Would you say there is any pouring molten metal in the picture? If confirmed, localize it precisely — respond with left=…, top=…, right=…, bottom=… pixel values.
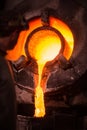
left=28, top=29, right=62, bottom=117
left=5, top=16, right=74, bottom=117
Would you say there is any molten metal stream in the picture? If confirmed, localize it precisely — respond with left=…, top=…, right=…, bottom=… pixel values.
left=34, top=63, right=45, bottom=117
left=28, top=30, right=61, bottom=117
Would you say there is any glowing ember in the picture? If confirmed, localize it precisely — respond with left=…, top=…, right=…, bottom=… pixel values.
left=28, top=29, right=61, bottom=117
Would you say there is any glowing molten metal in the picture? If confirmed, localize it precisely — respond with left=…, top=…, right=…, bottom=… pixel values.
left=5, top=16, right=74, bottom=118
left=28, top=30, right=61, bottom=117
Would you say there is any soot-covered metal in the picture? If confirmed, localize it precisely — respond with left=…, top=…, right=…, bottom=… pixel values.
left=0, top=0, right=87, bottom=130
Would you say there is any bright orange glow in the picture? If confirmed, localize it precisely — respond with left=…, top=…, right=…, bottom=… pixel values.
left=5, top=18, right=42, bottom=61
left=28, top=29, right=61, bottom=117
left=50, top=17, right=74, bottom=60
left=28, top=30, right=61, bottom=64
left=5, top=16, right=74, bottom=61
